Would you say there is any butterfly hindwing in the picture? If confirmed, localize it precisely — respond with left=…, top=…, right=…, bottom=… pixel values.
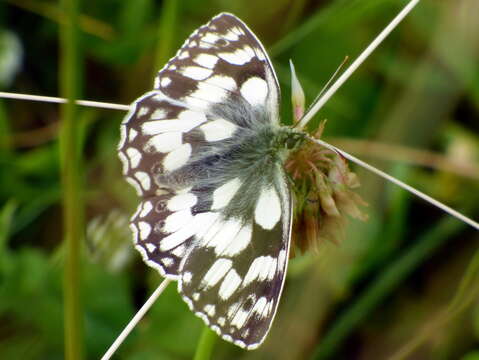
left=119, top=12, right=293, bottom=349
left=179, top=169, right=292, bottom=349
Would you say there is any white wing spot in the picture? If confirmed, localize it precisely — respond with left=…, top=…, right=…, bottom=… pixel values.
left=171, top=244, right=186, bottom=257
left=195, top=212, right=221, bottom=239
left=138, top=107, right=149, bottom=117
left=218, top=224, right=252, bottom=256
left=232, top=26, right=245, bottom=35
left=201, top=32, right=221, bottom=43
left=160, top=212, right=217, bottom=251
left=223, top=30, right=239, bottom=41
left=126, top=147, right=141, bottom=169
left=128, top=129, right=138, bottom=142
left=163, top=143, right=192, bottom=172
left=160, top=229, right=189, bottom=251
left=142, top=111, right=206, bottom=134
left=194, top=53, right=219, bottom=69
left=198, top=41, right=212, bottom=49
left=145, top=243, right=156, bottom=252
left=160, top=77, right=172, bottom=87
left=192, top=292, right=200, bottom=301
left=147, top=132, right=182, bottom=153
left=204, top=304, right=216, bottom=317
left=183, top=271, right=192, bottom=284
left=178, top=51, right=189, bottom=60
left=167, top=193, right=197, bottom=211
left=203, top=218, right=241, bottom=250
left=181, top=66, right=212, bottom=80
left=240, top=77, right=268, bottom=106
left=204, top=75, right=237, bottom=91
left=217, top=317, right=226, bottom=326
left=231, top=308, right=249, bottom=329
left=278, top=249, right=287, bottom=271
left=227, top=302, right=241, bottom=318
left=151, top=109, right=166, bottom=119
left=162, top=257, right=174, bottom=267
left=212, top=178, right=242, bottom=210
left=219, top=269, right=242, bottom=300
left=134, top=171, right=151, bottom=191
left=218, top=48, right=254, bottom=65
left=242, top=46, right=255, bottom=58
left=254, top=187, right=281, bottom=230
left=200, top=118, right=237, bottom=141
left=252, top=296, right=269, bottom=317
left=201, top=258, right=232, bottom=289
left=253, top=47, right=266, bottom=61
left=163, top=209, right=193, bottom=233
left=190, top=83, right=226, bottom=104
left=138, top=221, right=151, bottom=240
left=139, top=201, right=153, bottom=217
left=243, top=256, right=276, bottom=286
left=267, top=257, right=278, bottom=281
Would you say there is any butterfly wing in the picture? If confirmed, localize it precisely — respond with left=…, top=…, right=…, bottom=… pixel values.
left=118, top=13, right=292, bottom=349
left=179, top=169, right=292, bottom=349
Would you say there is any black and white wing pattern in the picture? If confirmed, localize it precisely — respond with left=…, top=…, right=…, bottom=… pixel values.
left=118, top=13, right=293, bottom=350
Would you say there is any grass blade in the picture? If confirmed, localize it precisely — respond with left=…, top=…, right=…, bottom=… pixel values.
left=59, top=0, right=84, bottom=358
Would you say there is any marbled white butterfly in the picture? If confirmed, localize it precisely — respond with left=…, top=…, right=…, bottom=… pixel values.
left=118, top=13, right=306, bottom=349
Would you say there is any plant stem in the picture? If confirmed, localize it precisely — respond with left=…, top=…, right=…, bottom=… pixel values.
left=60, top=0, right=83, bottom=358
left=0, top=92, right=129, bottom=111
left=298, top=0, right=421, bottom=129
left=309, top=136, right=479, bottom=231
left=193, top=326, right=217, bottom=360
left=101, top=279, right=171, bottom=360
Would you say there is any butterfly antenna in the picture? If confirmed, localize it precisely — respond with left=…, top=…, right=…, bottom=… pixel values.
left=306, top=135, right=479, bottom=231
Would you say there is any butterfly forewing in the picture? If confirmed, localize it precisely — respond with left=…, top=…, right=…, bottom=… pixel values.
left=154, top=13, right=280, bottom=124
left=118, top=12, right=292, bottom=350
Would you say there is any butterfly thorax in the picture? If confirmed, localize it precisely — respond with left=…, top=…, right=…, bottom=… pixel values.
left=154, top=124, right=304, bottom=193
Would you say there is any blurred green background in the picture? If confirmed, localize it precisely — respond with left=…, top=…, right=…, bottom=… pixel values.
left=0, top=0, right=478, bottom=359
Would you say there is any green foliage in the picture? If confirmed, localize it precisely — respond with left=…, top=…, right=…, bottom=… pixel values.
left=1, top=0, right=478, bottom=359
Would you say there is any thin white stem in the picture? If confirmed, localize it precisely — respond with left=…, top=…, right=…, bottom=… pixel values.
left=309, top=136, right=479, bottom=231
left=0, top=91, right=130, bottom=111
left=298, top=0, right=421, bottom=129
left=101, top=278, right=171, bottom=360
